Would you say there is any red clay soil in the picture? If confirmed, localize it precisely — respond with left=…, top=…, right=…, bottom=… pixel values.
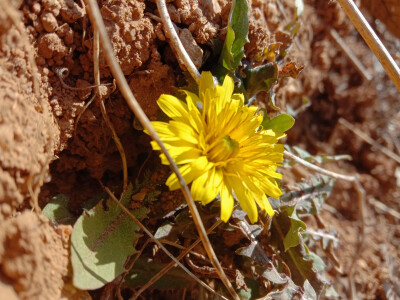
left=0, top=0, right=400, bottom=299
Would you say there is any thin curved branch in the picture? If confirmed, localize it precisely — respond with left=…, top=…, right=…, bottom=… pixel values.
left=93, top=28, right=128, bottom=190
left=336, top=0, right=400, bottom=92
left=105, top=188, right=228, bottom=300
left=284, top=150, right=356, bottom=182
left=156, top=0, right=201, bottom=84
left=130, top=220, right=224, bottom=300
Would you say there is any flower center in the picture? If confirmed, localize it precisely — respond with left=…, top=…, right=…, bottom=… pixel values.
left=207, top=135, right=240, bottom=162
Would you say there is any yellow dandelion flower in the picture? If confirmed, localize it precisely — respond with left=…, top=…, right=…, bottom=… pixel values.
left=149, top=71, right=285, bottom=223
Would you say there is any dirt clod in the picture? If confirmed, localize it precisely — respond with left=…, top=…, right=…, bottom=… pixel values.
left=0, top=211, right=69, bottom=299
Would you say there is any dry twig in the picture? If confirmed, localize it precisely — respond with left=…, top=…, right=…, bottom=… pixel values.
left=339, top=118, right=400, bottom=164
left=284, top=149, right=367, bottom=293
left=93, top=29, right=128, bottom=191
left=336, top=0, right=400, bottom=91
left=130, top=220, right=224, bottom=300
left=156, top=0, right=201, bottom=84
left=105, top=187, right=228, bottom=300
left=368, top=197, right=400, bottom=220
left=329, top=28, right=372, bottom=81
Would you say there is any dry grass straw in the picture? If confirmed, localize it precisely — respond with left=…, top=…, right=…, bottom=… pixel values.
left=104, top=187, right=228, bottom=300
left=93, top=29, right=129, bottom=190
left=336, top=0, right=400, bottom=92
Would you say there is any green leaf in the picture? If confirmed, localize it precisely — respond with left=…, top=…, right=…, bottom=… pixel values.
left=219, top=0, right=249, bottom=72
left=243, top=62, right=278, bottom=99
left=262, top=277, right=310, bottom=299
left=262, top=113, right=295, bottom=133
left=124, top=257, right=195, bottom=289
left=304, top=252, right=326, bottom=273
left=323, top=285, right=340, bottom=299
left=283, top=206, right=306, bottom=251
left=42, top=194, right=75, bottom=225
left=237, top=278, right=260, bottom=300
left=254, top=264, right=288, bottom=285
left=275, top=175, right=335, bottom=217
left=271, top=212, right=326, bottom=296
left=287, top=145, right=352, bottom=164
left=71, top=184, right=148, bottom=290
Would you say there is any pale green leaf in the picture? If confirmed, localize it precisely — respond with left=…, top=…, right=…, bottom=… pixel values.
left=283, top=206, right=306, bottom=251
left=271, top=211, right=326, bottom=295
left=42, top=194, right=75, bottom=225
left=71, top=184, right=148, bottom=290
left=262, top=113, right=295, bottom=133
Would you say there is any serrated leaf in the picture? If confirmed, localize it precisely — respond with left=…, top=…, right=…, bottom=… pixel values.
left=283, top=206, right=306, bottom=251
left=243, top=62, right=278, bottom=99
left=262, top=113, right=295, bottom=133
left=123, top=257, right=195, bottom=289
left=235, top=219, right=270, bottom=264
left=289, top=145, right=352, bottom=164
left=236, top=240, right=271, bottom=265
left=262, top=277, right=303, bottom=299
left=303, top=280, right=318, bottom=300
left=81, top=192, right=108, bottom=211
left=276, top=174, right=335, bottom=217
left=271, top=212, right=326, bottom=296
left=238, top=278, right=260, bottom=300
left=304, top=252, right=326, bottom=273
left=303, top=227, right=339, bottom=250
left=71, top=184, right=148, bottom=290
left=323, top=285, right=340, bottom=299
left=42, top=194, right=76, bottom=225
left=219, top=0, right=249, bottom=72
left=254, top=264, right=288, bottom=285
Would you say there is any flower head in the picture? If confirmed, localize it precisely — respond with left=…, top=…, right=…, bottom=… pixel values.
left=149, top=72, right=285, bottom=223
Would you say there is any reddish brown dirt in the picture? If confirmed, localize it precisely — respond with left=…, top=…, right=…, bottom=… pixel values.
left=361, top=0, right=400, bottom=39
left=0, top=1, right=59, bottom=218
left=0, top=211, right=70, bottom=300
left=0, top=0, right=399, bottom=299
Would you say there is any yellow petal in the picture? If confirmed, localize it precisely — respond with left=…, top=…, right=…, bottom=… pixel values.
left=168, top=147, right=202, bottom=165
left=157, top=94, right=189, bottom=122
left=165, top=156, right=211, bottom=190
left=231, top=93, right=245, bottom=106
left=199, top=71, right=215, bottom=101
left=168, top=121, right=198, bottom=144
left=227, top=176, right=258, bottom=223
left=151, top=121, right=180, bottom=143
left=261, top=194, right=274, bottom=216
left=257, top=178, right=282, bottom=199
left=181, top=90, right=200, bottom=111
left=220, top=182, right=234, bottom=222
left=181, top=91, right=205, bottom=134
left=191, top=167, right=222, bottom=205
left=214, top=76, right=234, bottom=115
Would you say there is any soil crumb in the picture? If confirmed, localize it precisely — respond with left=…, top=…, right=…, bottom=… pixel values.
left=0, top=211, right=69, bottom=300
